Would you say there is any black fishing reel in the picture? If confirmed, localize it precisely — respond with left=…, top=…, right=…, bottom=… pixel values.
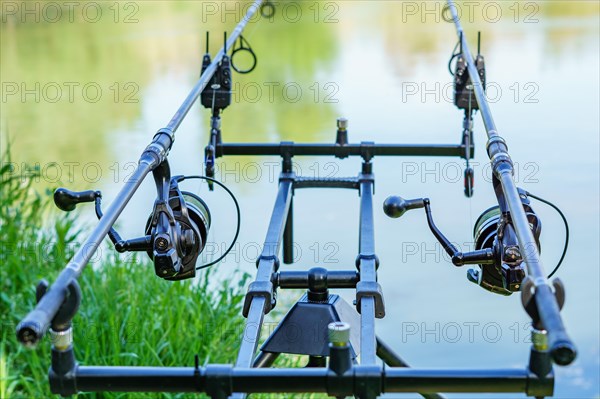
left=53, top=179, right=210, bottom=281
left=52, top=159, right=245, bottom=281
left=383, top=187, right=541, bottom=296
left=469, top=200, right=541, bottom=295
left=142, top=177, right=211, bottom=280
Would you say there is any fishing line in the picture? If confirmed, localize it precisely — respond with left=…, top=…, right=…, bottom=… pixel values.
left=448, top=39, right=461, bottom=76
left=177, top=175, right=241, bottom=270
left=526, top=191, right=569, bottom=278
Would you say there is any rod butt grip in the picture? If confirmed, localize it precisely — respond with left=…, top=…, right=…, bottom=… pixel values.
left=550, top=338, right=577, bottom=366
left=16, top=309, right=49, bottom=347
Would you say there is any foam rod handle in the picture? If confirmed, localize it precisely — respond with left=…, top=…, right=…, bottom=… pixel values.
left=54, top=188, right=98, bottom=212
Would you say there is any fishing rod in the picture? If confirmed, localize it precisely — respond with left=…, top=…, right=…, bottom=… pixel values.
left=16, top=0, right=264, bottom=347
left=443, top=0, right=576, bottom=366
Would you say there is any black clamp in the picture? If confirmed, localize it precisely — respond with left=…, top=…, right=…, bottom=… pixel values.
left=360, top=164, right=374, bottom=180
left=359, top=141, right=375, bottom=163
left=280, top=141, right=294, bottom=172
left=521, top=277, right=565, bottom=331
left=49, top=348, right=78, bottom=396
left=307, top=267, right=329, bottom=302
left=358, top=169, right=375, bottom=196
left=353, top=365, right=383, bottom=399
left=35, top=279, right=81, bottom=333
left=354, top=252, right=385, bottom=319
left=36, top=279, right=81, bottom=397
left=280, top=172, right=296, bottom=184
left=243, top=254, right=279, bottom=316
left=204, top=364, right=233, bottom=399
left=356, top=281, right=385, bottom=319
left=242, top=280, right=276, bottom=317
left=255, top=254, right=280, bottom=271
left=521, top=277, right=561, bottom=395
left=355, top=253, right=379, bottom=270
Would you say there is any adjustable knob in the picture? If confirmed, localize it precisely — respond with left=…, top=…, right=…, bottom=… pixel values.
left=307, top=267, right=328, bottom=302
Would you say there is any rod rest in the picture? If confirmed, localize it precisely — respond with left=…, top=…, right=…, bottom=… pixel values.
left=274, top=270, right=360, bottom=289
left=293, top=176, right=360, bottom=190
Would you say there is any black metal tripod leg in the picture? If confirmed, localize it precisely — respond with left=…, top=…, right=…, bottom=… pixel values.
left=376, top=338, right=410, bottom=367
left=252, top=351, right=279, bottom=368
left=283, top=196, right=294, bottom=264
left=376, top=338, right=446, bottom=399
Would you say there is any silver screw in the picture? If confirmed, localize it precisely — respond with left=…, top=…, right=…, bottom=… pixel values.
left=505, top=246, right=521, bottom=261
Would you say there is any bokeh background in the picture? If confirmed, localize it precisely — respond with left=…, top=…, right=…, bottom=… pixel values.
left=1, top=1, right=598, bottom=398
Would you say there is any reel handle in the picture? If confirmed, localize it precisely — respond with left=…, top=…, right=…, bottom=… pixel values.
left=383, top=196, right=424, bottom=218
left=54, top=188, right=99, bottom=212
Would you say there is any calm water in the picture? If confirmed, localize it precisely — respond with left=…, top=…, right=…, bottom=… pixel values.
left=1, top=1, right=598, bottom=398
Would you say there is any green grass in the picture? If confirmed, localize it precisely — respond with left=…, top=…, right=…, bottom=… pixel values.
left=0, top=146, right=327, bottom=399
left=0, top=148, right=249, bottom=398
